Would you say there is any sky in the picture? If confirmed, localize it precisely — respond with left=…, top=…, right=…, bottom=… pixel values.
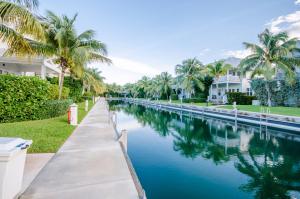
left=39, top=0, right=300, bottom=85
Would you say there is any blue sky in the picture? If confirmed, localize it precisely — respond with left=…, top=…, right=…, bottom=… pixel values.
left=39, top=0, right=300, bottom=84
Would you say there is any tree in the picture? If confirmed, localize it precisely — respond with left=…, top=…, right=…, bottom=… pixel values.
left=239, top=29, right=300, bottom=106
left=206, top=61, right=231, bottom=101
left=6, top=11, right=111, bottom=99
left=157, top=72, right=173, bottom=100
left=0, top=0, right=45, bottom=53
left=82, top=67, right=106, bottom=96
left=175, top=58, right=206, bottom=99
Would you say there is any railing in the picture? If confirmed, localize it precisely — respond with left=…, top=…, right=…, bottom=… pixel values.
left=115, top=98, right=300, bottom=133
left=213, top=75, right=241, bottom=84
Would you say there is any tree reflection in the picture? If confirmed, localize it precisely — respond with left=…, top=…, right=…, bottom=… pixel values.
left=110, top=102, right=300, bottom=198
left=235, top=134, right=300, bottom=198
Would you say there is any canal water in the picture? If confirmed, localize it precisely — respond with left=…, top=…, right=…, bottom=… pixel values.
left=109, top=102, right=300, bottom=199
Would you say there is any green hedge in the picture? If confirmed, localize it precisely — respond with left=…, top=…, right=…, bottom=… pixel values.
left=0, top=75, right=50, bottom=122
left=39, top=99, right=73, bottom=118
left=227, top=92, right=256, bottom=105
left=0, top=75, right=73, bottom=123
left=170, top=94, right=178, bottom=100
left=183, top=98, right=206, bottom=103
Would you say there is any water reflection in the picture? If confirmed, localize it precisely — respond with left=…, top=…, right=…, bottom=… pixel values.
left=110, top=102, right=300, bottom=199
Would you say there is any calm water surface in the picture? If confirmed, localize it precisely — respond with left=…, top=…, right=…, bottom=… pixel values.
left=109, top=102, right=300, bottom=199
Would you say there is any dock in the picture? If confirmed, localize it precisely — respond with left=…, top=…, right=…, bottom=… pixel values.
left=21, top=99, right=140, bottom=199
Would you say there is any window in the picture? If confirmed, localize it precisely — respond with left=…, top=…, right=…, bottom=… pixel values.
left=0, top=70, right=2, bottom=74
left=232, top=89, right=235, bottom=92
left=236, top=89, right=239, bottom=92
left=247, top=88, right=253, bottom=96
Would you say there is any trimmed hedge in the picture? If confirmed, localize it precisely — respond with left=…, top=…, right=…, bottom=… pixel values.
left=227, top=92, right=256, bottom=105
left=39, top=99, right=73, bottom=118
left=0, top=75, right=73, bottom=123
left=183, top=98, right=206, bottom=103
left=0, top=75, right=50, bottom=122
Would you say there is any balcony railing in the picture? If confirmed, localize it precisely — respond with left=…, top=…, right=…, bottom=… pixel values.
left=213, top=75, right=241, bottom=84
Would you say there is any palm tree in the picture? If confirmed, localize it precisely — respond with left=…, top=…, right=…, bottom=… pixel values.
left=239, top=29, right=300, bottom=106
left=6, top=11, right=111, bottom=99
left=207, top=61, right=231, bottom=102
left=175, top=58, right=206, bottom=99
left=82, top=67, right=105, bottom=95
left=157, top=72, right=173, bottom=100
left=0, top=0, right=45, bottom=53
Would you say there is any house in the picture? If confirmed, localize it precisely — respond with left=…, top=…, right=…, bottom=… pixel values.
left=208, top=57, right=253, bottom=104
left=0, top=56, right=61, bottom=79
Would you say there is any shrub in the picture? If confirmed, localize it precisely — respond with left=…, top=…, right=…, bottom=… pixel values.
left=251, top=79, right=300, bottom=107
left=0, top=75, right=50, bottom=122
left=48, top=84, right=70, bottom=99
left=48, top=76, right=83, bottom=102
left=183, top=98, right=206, bottom=103
left=171, top=94, right=178, bottom=100
left=39, top=99, right=73, bottom=118
left=227, top=92, right=256, bottom=105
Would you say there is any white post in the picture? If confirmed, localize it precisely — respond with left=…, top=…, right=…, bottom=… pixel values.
left=119, top=129, right=128, bottom=151
left=40, top=64, right=46, bottom=80
left=69, top=103, right=78, bottom=126
left=85, top=100, right=88, bottom=112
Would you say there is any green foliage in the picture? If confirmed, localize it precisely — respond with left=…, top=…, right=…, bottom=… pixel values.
left=251, top=79, right=300, bottom=107
left=0, top=75, right=73, bottom=123
left=0, top=75, right=50, bottom=122
left=182, top=98, right=206, bottom=103
left=48, top=84, right=70, bottom=99
left=227, top=92, right=256, bottom=105
left=171, top=94, right=178, bottom=100
left=48, top=76, right=84, bottom=102
left=39, top=99, right=73, bottom=119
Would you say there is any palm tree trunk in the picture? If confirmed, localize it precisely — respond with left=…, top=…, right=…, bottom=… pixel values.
left=265, top=82, right=272, bottom=107
left=58, top=70, right=65, bottom=100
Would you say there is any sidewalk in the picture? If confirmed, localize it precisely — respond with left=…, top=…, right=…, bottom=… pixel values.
left=21, top=99, right=139, bottom=199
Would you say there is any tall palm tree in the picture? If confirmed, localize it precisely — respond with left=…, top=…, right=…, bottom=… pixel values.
left=6, top=11, right=111, bottom=99
left=175, top=58, right=206, bottom=99
left=207, top=61, right=231, bottom=101
left=239, top=29, right=300, bottom=106
left=157, top=72, right=173, bottom=100
left=0, top=0, right=45, bottom=53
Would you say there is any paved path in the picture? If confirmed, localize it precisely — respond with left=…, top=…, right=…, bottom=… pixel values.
left=21, top=99, right=139, bottom=199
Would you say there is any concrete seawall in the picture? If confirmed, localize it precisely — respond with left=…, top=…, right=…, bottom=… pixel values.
left=21, top=99, right=140, bottom=199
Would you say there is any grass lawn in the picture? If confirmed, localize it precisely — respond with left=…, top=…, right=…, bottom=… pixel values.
left=0, top=100, right=93, bottom=153
left=157, top=100, right=212, bottom=107
left=220, top=105, right=300, bottom=117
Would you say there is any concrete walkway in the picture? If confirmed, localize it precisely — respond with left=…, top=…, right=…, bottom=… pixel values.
left=21, top=99, right=139, bottom=199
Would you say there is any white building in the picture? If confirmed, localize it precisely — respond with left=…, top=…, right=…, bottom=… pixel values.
left=209, top=57, right=253, bottom=104
left=0, top=56, right=61, bottom=79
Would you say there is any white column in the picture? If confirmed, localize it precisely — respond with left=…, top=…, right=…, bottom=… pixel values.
left=226, top=71, right=229, bottom=92
left=41, top=64, right=46, bottom=80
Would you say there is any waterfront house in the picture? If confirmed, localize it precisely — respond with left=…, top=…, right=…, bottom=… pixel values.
left=208, top=57, right=253, bottom=104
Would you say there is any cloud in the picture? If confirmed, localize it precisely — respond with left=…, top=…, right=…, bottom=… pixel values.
left=267, top=11, right=300, bottom=38
left=94, top=56, right=161, bottom=85
left=223, top=49, right=252, bottom=59
left=295, top=0, right=300, bottom=5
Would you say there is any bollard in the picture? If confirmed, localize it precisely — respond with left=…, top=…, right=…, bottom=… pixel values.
left=69, top=103, right=78, bottom=126
left=119, top=129, right=128, bottom=151
left=85, top=100, right=89, bottom=112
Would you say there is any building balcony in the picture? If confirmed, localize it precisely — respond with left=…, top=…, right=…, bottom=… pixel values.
left=213, top=75, right=241, bottom=84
